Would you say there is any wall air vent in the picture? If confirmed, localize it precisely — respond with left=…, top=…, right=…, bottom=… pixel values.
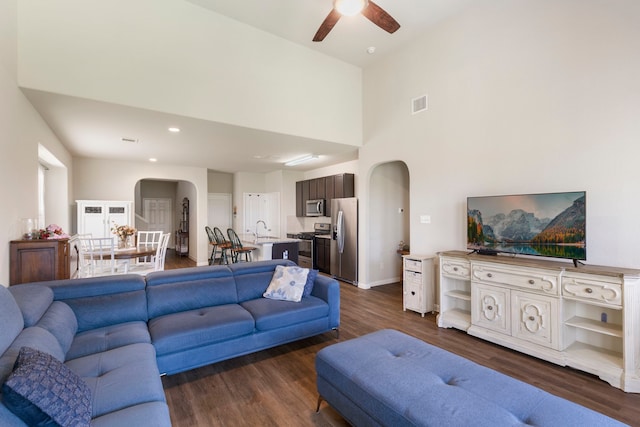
left=121, top=137, right=139, bottom=143
left=411, top=94, right=428, bottom=115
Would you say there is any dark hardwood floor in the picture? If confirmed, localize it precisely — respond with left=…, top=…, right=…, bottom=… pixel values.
left=161, top=255, right=640, bottom=426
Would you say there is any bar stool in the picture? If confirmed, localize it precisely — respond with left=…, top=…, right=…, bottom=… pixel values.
left=227, top=228, right=256, bottom=263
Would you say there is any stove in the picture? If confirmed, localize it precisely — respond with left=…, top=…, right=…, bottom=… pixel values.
left=287, top=223, right=331, bottom=268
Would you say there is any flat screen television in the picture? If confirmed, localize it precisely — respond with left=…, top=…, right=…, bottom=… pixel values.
left=467, top=191, right=586, bottom=261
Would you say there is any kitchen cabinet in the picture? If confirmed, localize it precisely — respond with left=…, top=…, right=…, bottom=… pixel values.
left=296, top=182, right=304, bottom=217
left=76, top=200, right=133, bottom=238
left=315, top=237, right=331, bottom=274
left=402, top=255, right=435, bottom=317
left=295, top=173, right=354, bottom=217
left=10, top=239, right=70, bottom=285
left=438, top=250, right=640, bottom=392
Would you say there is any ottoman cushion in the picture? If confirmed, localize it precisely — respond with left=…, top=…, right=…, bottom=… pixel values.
left=316, top=329, right=624, bottom=427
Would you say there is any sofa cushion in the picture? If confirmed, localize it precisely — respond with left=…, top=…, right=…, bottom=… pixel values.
left=2, top=346, right=92, bottom=427
left=8, top=284, right=53, bottom=327
left=229, top=259, right=296, bottom=302
left=240, top=296, right=329, bottom=331
left=90, top=402, right=171, bottom=427
left=65, top=343, right=166, bottom=419
left=147, top=275, right=238, bottom=319
left=149, top=304, right=255, bottom=355
left=66, top=321, right=151, bottom=361
left=0, top=286, right=24, bottom=355
left=60, top=290, right=148, bottom=333
left=35, top=301, right=78, bottom=356
left=263, top=265, right=309, bottom=302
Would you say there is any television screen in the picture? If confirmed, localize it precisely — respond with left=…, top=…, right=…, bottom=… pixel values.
left=467, top=191, right=586, bottom=261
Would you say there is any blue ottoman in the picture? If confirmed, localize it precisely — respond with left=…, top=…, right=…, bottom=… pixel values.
left=315, top=329, right=626, bottom=427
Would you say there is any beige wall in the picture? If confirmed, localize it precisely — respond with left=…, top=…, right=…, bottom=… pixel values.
left=0, top=0, right=72, bottom=286
left=17, top=0, right=362, bottom=147
left=359, top=0, right=640, bottom=286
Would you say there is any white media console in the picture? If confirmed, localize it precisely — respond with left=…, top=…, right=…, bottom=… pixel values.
left=437, top=250, right=640, bottom=392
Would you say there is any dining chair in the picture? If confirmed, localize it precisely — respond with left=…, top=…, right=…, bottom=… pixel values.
left=78, top=236, right=116, bottom=277
left=136, top=230, right=164, bottom=264
left=213, top=227, right=232, bottom=265
left=205, top=226, right=217, bottom=265
left=227, top=228, right=256, bottom=263
left=128, top=233, right=171, bottom=276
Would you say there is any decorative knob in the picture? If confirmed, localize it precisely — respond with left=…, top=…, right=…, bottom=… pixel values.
left=411, top=291, right=415, bottom=296
left=487, top=306, right=493, bottom=311
left=528, top=316, right=535, bottom=321
left=453, top=267, right=458, bottom=271
left=585, top=288, right=593, bottom=294
left=528, top=279, right=535, bottom=284
left=487, top=273, right=493, bottom=278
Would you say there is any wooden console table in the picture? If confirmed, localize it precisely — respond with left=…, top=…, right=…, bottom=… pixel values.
left=10, top=239, right=70, bottom=285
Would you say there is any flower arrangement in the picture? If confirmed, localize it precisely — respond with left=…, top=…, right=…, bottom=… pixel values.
left=38, top=224, right=69, bottom=240
left=111, top=223, right=137, bottom=240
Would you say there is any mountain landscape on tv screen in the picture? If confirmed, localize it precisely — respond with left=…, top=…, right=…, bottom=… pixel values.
left=468, top=195, right=586, bottom=258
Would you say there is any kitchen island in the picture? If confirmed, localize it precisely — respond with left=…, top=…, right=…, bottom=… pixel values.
left=239, top=234, right=300, bottom=264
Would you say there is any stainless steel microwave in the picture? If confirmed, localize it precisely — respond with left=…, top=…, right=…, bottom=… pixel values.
left=306, top=199, right=325, bottom=217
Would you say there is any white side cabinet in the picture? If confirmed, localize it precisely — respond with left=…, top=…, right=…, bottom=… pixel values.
left=402, top=255, right=435, bottom=317
left=76, top=200, right=133, bottom=238
left=438, top=250, right=640, bottom=393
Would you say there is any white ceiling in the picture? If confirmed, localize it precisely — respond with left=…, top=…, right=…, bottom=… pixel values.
left=26, top=0, right=472, bottom=173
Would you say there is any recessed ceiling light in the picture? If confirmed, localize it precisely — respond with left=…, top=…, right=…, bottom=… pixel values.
left=149, top=158, right=158, bottom=162
left=168, top=127, right=180, bottom=133
left=367, top=46, right=376, bottom=54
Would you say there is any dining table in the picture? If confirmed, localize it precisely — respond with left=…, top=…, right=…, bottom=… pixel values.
left=113, top=245, right=157, bottom=273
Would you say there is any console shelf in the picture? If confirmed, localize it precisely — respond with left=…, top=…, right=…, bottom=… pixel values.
left=438, top=250, right=640, bottom=393
left=564, top=316, right=623, bottom=338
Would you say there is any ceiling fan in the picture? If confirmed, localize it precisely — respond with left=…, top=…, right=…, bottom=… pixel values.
left=313, top=0, right=401, bottom=42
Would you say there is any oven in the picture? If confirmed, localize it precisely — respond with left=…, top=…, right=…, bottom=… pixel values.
left=298, top=238, right=313, bottom=269
left=287, top=223, right=331, bottom=269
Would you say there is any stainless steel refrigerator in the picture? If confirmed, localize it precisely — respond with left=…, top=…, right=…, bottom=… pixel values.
left=330, top=197, right=358, bottom=284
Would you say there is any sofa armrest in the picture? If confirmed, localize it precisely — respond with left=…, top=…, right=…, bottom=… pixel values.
left=311, top=275, right=340, bottom=329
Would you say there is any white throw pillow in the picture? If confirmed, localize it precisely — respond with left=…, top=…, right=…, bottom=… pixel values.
left=263, top=265, right=309, bottom=302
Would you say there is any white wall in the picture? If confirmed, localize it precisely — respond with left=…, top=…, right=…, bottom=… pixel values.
left=0, top=0, right=72, bottom=286
left=359, top=0, right=640, bottom=287
left=17, top=0, right=362, bottom=146
left=73, top=158, right=208, bottom=265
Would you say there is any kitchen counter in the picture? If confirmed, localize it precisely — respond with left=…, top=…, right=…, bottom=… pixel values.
left=239, top=234, right=300, bottom=262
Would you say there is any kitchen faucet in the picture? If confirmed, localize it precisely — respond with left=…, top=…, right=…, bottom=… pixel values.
left=255, top=220, right=268, bottom=238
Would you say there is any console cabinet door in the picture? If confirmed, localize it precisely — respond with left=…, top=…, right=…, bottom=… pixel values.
left=472, top=283, right=510, bottom=335
left=511, top=290, right=559, bottom=349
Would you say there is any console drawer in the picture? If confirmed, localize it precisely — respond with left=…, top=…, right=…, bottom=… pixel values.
left=441, top=258, right=470, bottom=280
left=562, top=274, right=622, bottom=307
left=471, top=263, right=559, bottom=296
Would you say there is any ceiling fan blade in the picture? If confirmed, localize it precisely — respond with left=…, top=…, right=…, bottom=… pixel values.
left=313, top=8, right=342, bottom=42
left=361, top=1, right=400, bottom=34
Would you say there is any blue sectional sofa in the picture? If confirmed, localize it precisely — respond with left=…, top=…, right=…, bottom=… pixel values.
left=0, top=260, right=340, bottom=426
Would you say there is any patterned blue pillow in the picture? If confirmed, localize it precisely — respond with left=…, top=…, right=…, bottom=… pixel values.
left=263, top=265, right=309, bottom=302
left=2, top=347, right=92, bottom=427
left=303, top=269, right=319, bottom=297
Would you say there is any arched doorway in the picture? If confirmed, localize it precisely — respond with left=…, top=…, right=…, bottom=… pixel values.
left=367, top=161, right=410, bottom=287
left=135, top=179, right=197, bottom=257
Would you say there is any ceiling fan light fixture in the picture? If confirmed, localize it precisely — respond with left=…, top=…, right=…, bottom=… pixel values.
left=334, top=0, right=368, bottom=16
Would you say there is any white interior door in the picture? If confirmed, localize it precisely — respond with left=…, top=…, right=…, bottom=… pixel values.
left=208, top=193, right=232, bottom=232
left=143, top=198, right=173, bottom=247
